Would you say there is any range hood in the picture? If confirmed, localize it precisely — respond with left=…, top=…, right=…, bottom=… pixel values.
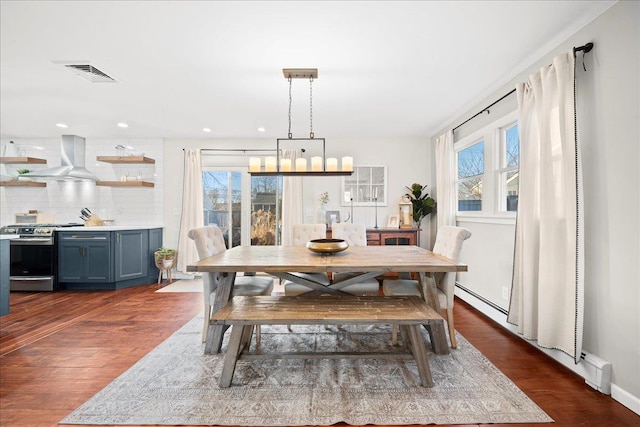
left=23, top=135, right=98, bottom=181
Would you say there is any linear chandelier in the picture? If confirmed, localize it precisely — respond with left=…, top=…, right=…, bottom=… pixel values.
left=249, top=68, right=353, bottom=176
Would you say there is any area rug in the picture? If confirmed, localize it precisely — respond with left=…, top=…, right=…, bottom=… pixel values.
left=60, top=314, right=553, bottom=426
left=155, top=278, right=203, bottom=293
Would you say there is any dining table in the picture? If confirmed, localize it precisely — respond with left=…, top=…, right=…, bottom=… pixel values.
left=187, top=245, right=467, bottom=354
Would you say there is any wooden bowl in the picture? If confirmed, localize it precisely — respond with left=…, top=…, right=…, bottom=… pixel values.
left=306, top=238, right=349, bottom=254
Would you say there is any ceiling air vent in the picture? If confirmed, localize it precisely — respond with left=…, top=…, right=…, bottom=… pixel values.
left=54, top=61, right=116, bottom=83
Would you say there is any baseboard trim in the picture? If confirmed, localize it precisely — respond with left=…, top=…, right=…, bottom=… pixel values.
left=454, top=285, right=640, bottom=416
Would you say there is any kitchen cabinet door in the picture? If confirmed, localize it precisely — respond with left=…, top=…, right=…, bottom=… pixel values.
left=57, top=232, right=112, bottom=283
left=114, top=229, right=148, bottom=281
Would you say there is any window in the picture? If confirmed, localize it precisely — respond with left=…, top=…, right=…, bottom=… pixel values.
left=457, top=140, right=484, bottom=211
left=500, top=123, right=519, bottom=212
left=455, top=112, right=519, bottom=220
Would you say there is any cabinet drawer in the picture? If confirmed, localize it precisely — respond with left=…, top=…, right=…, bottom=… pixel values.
left=58, top=231, right=111, bottom=242
left=366, top=232, right=380, bottom=242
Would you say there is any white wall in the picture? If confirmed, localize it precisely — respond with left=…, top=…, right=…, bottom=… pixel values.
left=430, top=0, right=639, bottom=411
left=162, top=137, right=433, bottom=262
left=0, top=138, right=164, bottom=227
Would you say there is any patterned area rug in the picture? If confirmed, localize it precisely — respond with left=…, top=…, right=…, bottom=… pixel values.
left=60, top=314, right=552, bottom=426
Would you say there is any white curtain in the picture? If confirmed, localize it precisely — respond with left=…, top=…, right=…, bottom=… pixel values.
left=508, top=52, right=584, bottom=363
left=435, top=130, right=456, bottom=230
left=280, top=149, right=303, bottom=246
left=177, top=149, right=204, bottom=273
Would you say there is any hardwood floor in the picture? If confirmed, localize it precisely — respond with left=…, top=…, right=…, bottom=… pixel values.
left=0, top=284, right=637, bottom=427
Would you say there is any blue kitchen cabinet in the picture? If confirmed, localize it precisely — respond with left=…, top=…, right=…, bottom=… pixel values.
left=0, top=238, right=10, bottom=316
left=58, top=227, right=161, bottom=290
left=58, top=232, right=112, bottom=283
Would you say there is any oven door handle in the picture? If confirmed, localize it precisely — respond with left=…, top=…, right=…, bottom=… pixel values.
left=11, top=238, right=54, bottom=245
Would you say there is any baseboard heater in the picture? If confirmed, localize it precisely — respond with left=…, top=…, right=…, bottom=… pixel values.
left=581, top=351, right=612, bottom=394
left=455, top=284, right=612, bottom=395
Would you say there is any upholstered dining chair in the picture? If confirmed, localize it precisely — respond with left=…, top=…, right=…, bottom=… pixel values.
left=330, top=222, right=380, bottom=296
left=188, top=226, right=274, bottom=344
left=382, top=226, right=471, bottom=348
left=283, top=223, right=330, bottom=296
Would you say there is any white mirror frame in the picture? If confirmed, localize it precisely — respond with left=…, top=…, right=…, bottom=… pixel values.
left=341, top=165, right=387, bottom=206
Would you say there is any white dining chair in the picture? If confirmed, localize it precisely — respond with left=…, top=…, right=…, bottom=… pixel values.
left=188, top=226, right=274, bottom=344
left=330, top=222, right=380, bottom=296
left=382, top=226, right=471, bottom=348
left=283, top=223, right=330, bottom=296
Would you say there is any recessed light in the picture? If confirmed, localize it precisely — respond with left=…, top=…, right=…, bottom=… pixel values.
left=257, top=127, right=266, bottom=133
left=117, top=122, right=129, bottom=128
left=203, top=128, right=212, bottom=133
left=56, top=123, right=68, bottom=128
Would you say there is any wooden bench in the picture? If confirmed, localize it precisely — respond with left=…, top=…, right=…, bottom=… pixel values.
left=211, top=295, right=449, bottom=388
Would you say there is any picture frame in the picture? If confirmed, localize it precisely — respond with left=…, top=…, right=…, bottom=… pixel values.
left=387, top=214, right=400, bottom=228
left=326, top=210, right=340, bottom=228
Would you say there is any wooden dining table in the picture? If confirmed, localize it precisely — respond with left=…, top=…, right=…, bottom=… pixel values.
left=187, top=245, right=467, bottom=354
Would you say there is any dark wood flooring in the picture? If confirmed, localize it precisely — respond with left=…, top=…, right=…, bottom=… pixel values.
left=0, top=283, right=637, bottom=427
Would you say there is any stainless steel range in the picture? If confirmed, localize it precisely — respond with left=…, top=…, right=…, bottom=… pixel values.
left=0, top=223, right=83, bottom=291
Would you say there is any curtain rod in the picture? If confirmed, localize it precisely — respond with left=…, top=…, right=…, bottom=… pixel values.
left=182, top=148, right=305, bottom=153
left=452, top=42, right=593, bottom=133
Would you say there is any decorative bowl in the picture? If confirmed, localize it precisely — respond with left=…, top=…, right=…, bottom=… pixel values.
left=306, top=238, right=349, bottom=254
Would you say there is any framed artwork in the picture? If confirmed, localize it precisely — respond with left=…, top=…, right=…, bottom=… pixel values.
left=387, top=214, right=400, bottom=228
left=326, top=210, right=341, bottom=227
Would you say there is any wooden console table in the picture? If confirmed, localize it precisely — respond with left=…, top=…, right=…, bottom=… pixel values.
left=327, top=227, right=419, bottom=246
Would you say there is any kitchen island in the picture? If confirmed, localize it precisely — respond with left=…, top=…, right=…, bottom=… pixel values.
left=57, top=226, right=163, bottom=290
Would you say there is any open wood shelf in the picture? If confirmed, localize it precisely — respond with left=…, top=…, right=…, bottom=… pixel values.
left=96, top=181, right=155, bottom=187
left=0, top=157, right=47, bottom=164
left=96, top=156, right=155, bottom=164
left=0, top=180, right=47, bottom=187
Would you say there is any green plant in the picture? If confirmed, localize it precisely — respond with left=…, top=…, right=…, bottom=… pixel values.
left=156, top=247, right=176, bottom=257
left=405, top=183, right=436, bottom=228
left=17, top=169, right=31, bottom=174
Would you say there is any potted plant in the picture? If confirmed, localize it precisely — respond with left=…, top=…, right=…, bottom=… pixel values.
left=405, top=183, right=436, bottom=229
left=17, top=169, right=31, bottom=181
left=155, top=247, right=177, bottom=267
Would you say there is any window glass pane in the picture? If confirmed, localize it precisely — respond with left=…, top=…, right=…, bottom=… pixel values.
left=458, top=178, right=482, bottom=211
left=505, top=125, right=519, bottom=167
left=506, top=170, right=518, bottom=211
left=458, top=141, right=484, bottom=179
left=250, top=176, right=280, bottom=246
left=202, top=171, right=242, bottom=247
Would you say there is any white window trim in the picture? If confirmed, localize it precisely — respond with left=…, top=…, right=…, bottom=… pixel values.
left=455, top=110, right=518, bottom=224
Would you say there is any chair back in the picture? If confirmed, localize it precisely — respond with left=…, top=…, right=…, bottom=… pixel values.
left=291, top=224, right=326, bottom=246
left=187, top=226, right=228, bottom=303
left=331, top=223, right=367, bottom=246
left=432, top=226, right=471, bottom=308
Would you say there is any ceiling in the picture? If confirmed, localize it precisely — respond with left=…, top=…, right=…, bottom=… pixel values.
left=0, top=1, right=614, bottom=140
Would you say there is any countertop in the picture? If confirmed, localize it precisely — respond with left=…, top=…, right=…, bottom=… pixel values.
left=0, top=235, right=19, bottom=241
left=56, top=225, right=163, bottom=232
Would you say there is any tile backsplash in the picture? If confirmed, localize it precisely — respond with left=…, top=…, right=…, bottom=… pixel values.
left=0, top=138, right=164, bottom=227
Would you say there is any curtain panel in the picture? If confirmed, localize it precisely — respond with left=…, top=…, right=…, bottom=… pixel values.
left=435, top=130, right=456, bottom=230
left=281, top=149, right=303, bottom=246
left=508, top=53, right=584, bottom=363
left=177, top=149, right=205, bottom=273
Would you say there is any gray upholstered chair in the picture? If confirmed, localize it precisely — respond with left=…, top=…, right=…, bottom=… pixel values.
left=382, top=226, right=471, bottom=348
left=188, top=226, right=273, bottom=343
left=283, top=223, right=330, bottom=296
left=330, top=222, right=380, bottom=296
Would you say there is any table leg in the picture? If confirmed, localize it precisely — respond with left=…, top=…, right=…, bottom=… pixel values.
left=204, top=272, right=236, bottom=354
left=424, top=320, right=449, bottom=355
left=419, top=272, right=441, bottom=313
left=219, top=324, right=245, bottom=388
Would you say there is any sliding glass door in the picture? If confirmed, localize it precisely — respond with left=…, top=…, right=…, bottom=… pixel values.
left=202, top=167, right=281, bottom=246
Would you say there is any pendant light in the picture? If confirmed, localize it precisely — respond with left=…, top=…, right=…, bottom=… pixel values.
left=248, top=68, right=353, bottom=176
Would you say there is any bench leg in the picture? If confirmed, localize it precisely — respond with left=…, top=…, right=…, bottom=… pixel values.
left=219, top=325, right=246, bottom=388
left=402, top=325, right=434, bottom=387
left=423, top=320, right=449, bottom=355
